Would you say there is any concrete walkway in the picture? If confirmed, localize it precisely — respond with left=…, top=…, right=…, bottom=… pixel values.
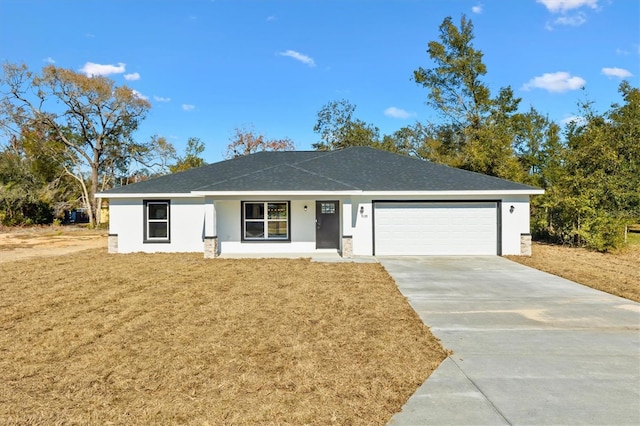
left=381, top=256, right=640, bottom=426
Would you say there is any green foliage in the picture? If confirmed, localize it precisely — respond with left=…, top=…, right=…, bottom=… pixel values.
left=409, top=15, right=637, bottom=252
left=414, top=16, right=490, bottom=124
left=1, top=63, right=153, bottom=226
left=412, top=15, right=526, bottom=181
left=531, top=83, right=640, bottom=251
left=312, top=100, right=380, bottom=150
left=169, top=137, right=206, bottom=173
left=0, top=146, right=55, bottom=225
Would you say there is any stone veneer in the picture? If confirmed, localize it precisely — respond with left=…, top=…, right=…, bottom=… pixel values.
left=341, top=236, right=353, bottom=258
left=520, top=233, right=532, bottom=256
left=204, top=236, right=219, bottom=258
left=108, top=234, right=118, bottom=254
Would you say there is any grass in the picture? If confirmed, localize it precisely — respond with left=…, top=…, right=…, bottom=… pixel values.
left=506, top=241, right=640, bottom=303
left=0, top=250, right=447, bottom=425
left=626, top=231, right=640, bottom=246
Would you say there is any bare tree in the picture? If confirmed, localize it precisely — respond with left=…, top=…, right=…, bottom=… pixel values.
left=224, top=124, right=295, bottom=159
left=1, top=63, right=152, bottom=226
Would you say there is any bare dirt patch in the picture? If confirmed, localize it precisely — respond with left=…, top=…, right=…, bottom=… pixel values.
left=506, top=242, right=640, bottom=303
left=0, top=250, right=447, bottom=425
left=0, top=226, right=106, bottom=263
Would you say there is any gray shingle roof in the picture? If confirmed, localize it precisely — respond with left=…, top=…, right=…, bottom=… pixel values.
left=101, top=147, right=539, bottom=194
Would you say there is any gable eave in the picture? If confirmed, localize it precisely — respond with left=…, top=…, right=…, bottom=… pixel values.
left=95, top=192, right=199, bottom=199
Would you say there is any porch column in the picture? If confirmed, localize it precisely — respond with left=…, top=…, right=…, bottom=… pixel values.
left=204, top=198, right=219, bottom=258
left=108, top=234, right=118, bottom=254
left=520, top=233, right=532, bottom=256
left=341, top=199, right=353, bottom=258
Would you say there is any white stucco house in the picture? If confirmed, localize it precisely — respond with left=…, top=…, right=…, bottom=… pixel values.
left=97, top=147, right=543, bottom=258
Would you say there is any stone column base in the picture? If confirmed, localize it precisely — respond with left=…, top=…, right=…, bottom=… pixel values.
left=204, top=236, right=219, bottom=258
left=108, top=234, right=118, bottom=254
left=520, top=233, right=532, bottom=256
left=341, top=236, right=353, bottom=258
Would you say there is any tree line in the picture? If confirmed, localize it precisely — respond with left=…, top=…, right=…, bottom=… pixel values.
left=1, top=15, right=637, bottom=251
left=309, top=16, right=639, bottom=252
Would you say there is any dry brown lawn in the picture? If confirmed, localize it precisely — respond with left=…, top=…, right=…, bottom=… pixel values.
left=0, top=246, right=447, bottom=425
left=506, top=242, right=640, bottom=303
left=0, top=225, right=106, bottom=263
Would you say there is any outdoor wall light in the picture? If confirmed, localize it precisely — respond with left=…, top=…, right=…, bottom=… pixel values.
left=304, top=205, right=308, bottom=212
left=509, top=205, right=515, bottom=214
left=360, top=206, right=364, bottom=215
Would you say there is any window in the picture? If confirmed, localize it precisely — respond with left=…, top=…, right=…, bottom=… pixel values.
left=144, top=200, right=170, bottom=242
left=320, top=202, right=336, bottom=214
left=242, top=201, right=290, bottom=241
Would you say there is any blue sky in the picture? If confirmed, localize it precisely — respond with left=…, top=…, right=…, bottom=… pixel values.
left=1, top=0, right=638, bottom=163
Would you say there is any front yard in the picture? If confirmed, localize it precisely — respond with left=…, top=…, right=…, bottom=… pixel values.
left=0, top=250, right=447, bottom=425
left=506, top=241, right=640, bottom=303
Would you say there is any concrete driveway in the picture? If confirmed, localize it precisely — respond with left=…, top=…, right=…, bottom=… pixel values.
left=381, top=256, right=640, bottom=426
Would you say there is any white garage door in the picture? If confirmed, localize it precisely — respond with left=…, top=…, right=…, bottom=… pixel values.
left=374, top=202, right=498, bottom=255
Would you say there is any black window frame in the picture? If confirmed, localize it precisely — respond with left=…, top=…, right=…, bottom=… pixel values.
left=143, top=200, right=171, bottom=243
left=241, top=201, right=291, bottom=242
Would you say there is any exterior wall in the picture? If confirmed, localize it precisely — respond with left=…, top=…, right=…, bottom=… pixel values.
left=500, top=195, right=531, bottom=255
left=108, top=197, right=204, bottom=253
left=108, top=193, right=532, bottom=256
left=351, top=194, right=532, bottom=256
left=216, top=198, right=318, bottom=254
left=351, top=197, right=373, bottom=256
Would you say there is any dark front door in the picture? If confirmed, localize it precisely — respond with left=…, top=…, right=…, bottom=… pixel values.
left=316, top=200, right=340, bottom=249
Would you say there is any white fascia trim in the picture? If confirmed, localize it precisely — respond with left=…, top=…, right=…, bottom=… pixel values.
left=360, top=189, right=545, bottom=196
left=190, top=190, right=361, bottom=196
left=99, top=189, right=544, bottom=199
left=95, top=193, right=202, bottom=199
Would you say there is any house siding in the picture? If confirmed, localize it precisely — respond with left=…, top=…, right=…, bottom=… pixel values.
left=500, top=195, right=531, bottom=255
left=106, top=193, right=532, bottom=257
left=109, top=197, right=204, bottom=253
left=215, top=198, right=319, bottom=254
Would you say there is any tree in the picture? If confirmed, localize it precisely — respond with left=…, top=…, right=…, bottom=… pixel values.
left=312, top=99, right=380, bottom=150
left=224, top=125, right=295, bottom=159
left=0, top=129, right=78, bottom=225
left=169, top=137, right=206, bottom=173
left=413, top=16, right=525, bottom=181
left=528, top=83, right=640, bottom=251
left=414, top=16, right=490, bottom=128
left=0, top=63, right=152, bottom=226
left=556, top=84, right=640, bottom=250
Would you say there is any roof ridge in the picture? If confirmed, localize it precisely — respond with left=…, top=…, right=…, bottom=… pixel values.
left=191, top=161, right=290, bottom=191
left=287, top=149, right=338, bottom=166
left=287, top=163, right=360, bottom=190
left=191, top=150, right=345, bottom=191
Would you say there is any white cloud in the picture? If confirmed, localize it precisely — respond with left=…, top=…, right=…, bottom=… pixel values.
left=471, top=4, right=483, bottom=14
left=538, top=0, right=597, bottom=29
left=615, top=48, right=629, bottom=56
left=267, top=15, right=276, bottom=21
left=561, top=115, right=586, bottom=126
left=154, top=96, right=171, bottom=103
left=124, top=72, right=140, bottom=81
left=553, top=13, right=586, bottom=26
left=182, top=104, right=195, bottom=111
left=43, top=57, right=55, bottom=64
left=537, top=0, right=598, bottom=13
left=79, top=62, right=126, bottom=77
left=522, top=72, right=586, bottom=92
left=384, top=107, right=415, bottom=119
left=278, top=50, right=316, bottom=67
left=132, top=90, right=148, bottom=100
left=601, top=67, right=632, bottom=78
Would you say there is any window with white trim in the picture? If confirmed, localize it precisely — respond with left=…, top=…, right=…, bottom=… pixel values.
left=144, top=200, right=170, bottom=242
left=242, top=201, right=290, bottom=241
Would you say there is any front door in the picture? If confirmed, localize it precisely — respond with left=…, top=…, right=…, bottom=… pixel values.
left=316, top=201, right=340, bottom=249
